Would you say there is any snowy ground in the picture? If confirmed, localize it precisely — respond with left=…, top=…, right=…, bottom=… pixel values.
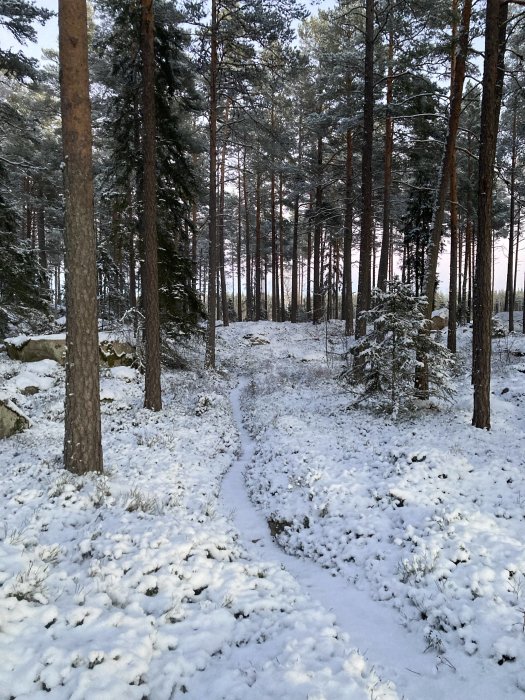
left=1, top=318, right=524, bottom=698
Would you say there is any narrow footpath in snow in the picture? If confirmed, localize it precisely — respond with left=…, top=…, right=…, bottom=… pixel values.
left=222, top=377, right=513, bottom=700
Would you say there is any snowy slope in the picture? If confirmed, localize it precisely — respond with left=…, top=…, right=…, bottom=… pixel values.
left=1, top=319, right=525, bottom=698
left=0, top=340, right=396, bottom=699
left=218, top=320, right=525, bottom=699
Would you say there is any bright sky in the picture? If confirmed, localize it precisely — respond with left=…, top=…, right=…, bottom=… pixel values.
left=0, top=0, right=519, bottom=293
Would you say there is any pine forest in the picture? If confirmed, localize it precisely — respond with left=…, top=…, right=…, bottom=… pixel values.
left=1, top=1, right=525, bottom=698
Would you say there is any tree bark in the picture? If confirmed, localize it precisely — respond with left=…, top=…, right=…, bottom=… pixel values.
left=355, top=0, right=374, bottom=343
left=279, top=174, right=285, bottom=321
left=271, top=171, right=278, bottom=321
left=506, top=108, right=517, bottom=331
left=472, top=0, right=508, bottom=429
left=237, top=152, right=243, bottom=321
left=205, top=0, right=218, bottom=367
left=243, top=151, right=252, bottom=320
left=255, top=172, right=262, bottom=321
left=218, top=103, right=230, bottom=327
left=313, top=135, right=323, bottom=324
left=424, top=0, right=472, bottom=314
left=377, top=22, right=394, bottom=292
left=141, top=0, right=162, bottom=410
left=291, top=193, right=300, bottom=322
left=448, top=147, right=459, bottom=352
left=344, top=128, right=354, bottom=336
left=59, top=0, right=103, bottom=474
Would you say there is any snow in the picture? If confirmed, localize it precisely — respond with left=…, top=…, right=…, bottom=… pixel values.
left=1, top=319, right=525, bottom=698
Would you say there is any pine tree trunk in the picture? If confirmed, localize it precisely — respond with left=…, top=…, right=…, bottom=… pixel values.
left=237, top=153, right=243, bottom=322
left=355, top=0, right=374, bottom=343
left=243, top=152, right=252, bottom=320
left=448, top=147, right=459, bottom=352
left=447, top=4, right=460, bottom=353
left=306, top=193, right=312, bottom=315
left=218, top=104, right=230, bottom=327
left=141, top=0, right=161, bottom=410
left=271, top=171, right=278, bottom=321
left=279, top=175, right=285, bottom=322
left=205, top=0, right=218, bottom=367
left=513, top=203, right=520, bottom=318
left=255, top=173, right=262, bottom=321
left=291, top=193, right=300, bottom=322
left=424, top=0, right=472, bottom=315
left=377, top=23, right=394, bottom=292
left=472, top=0, right=508, bottom=429
left=506, top=109, right=517, bottom=331
left=37, top=183, right=47, bottom=272
left=313, top=135, right=323, bottom=324
left=59, top=0, right=103, bottom=474
left=344, top=127, right=354, bottom=336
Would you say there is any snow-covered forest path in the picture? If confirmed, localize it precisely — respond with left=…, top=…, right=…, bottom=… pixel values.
left=217, top=321, right=525, bottom=700
left=222, top=379, right=437, bottom=700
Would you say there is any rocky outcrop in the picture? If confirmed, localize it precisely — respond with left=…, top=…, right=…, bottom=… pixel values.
left=243, top=334, right=270, bottom=346
left=99, top=339, right=136, bottom=367
left=431, top=308, right=448, bottom=331
left=0, top=398, right=30, bottom=439
left=4, top=333, right=136, bottom=367
left=5, top=335, right=67, bottom=364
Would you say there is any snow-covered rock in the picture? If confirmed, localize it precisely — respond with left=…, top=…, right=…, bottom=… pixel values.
left=4, top=332, right=136, bottom=367
left=0, top=396, right=30, bottom=438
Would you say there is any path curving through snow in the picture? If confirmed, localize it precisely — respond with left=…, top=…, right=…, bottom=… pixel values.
left=221, top=378, right=500, bottom=700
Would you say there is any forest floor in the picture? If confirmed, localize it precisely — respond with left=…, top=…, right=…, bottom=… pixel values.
left=1, top=318, right=525, bottom=699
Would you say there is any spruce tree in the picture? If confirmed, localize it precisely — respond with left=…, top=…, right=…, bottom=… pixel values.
left=347, top=280, right=454, bottom=418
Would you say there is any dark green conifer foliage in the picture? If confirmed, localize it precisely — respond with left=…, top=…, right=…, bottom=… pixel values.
left=0, top=1, right=53, bottom=80
left=94, top=0, right=204, bottom=335
left=0, top=2, right=53, bottom=319
left=346, top=280, right=454, bottom=418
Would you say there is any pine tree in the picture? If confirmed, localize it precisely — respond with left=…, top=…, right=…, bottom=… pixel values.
left=0, top=1, right=52, bottom=81
left=59, top=0, right=103, bottom=474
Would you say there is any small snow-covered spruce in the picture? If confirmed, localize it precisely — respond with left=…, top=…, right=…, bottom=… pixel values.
left=345, top=279, right=455, bottom=417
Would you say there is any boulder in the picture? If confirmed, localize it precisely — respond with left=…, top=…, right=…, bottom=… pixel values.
left=5, top=335, right=66, bottom=364
left=0, top=398, right=30, bottom=439
left=243, top=333, right=270, bottom=346
left=4, top=333, right=136, bottom=367
left=431, top=308, right=448, bottom=331
left=99, top=338, right=136, bottom=367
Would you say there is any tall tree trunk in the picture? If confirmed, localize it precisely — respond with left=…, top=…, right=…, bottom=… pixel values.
left=37, top=183, right=47, bottom=272
left=472, top=0, right=508, bottom=429
left=141, top=0, right=161, bottom=410
left=513, top=203, right=520, bottom=318
left=237, top=152, right=243, bottom=322
left=306, top=192, right=312, bottom=315
left=59, top=0, right=103, bottom=474
left=355, top=0, right=374, bottom=344
left=205, top=0, right=218, bottom=367
left=271, top=171, right=278, bottom=321
left=506, top=108, right=517, bottom=331
left=218, top=103, right=230, bottom=326
left=343, top=126, right=354, bottom=335
left=255, top=172, right=262, bottom=321
left=243, top=152, right=252, bottom=320
left=378, top=22, right=394, bottom=292
left=313, top=135, right=323, bottom=324
left=291, top=193, right=300, bottom=322
left=447, top=2, right=460, bottom=353
left=448, top=147, right=459, bottom=352
left=291, top=114, right=302, bottom=323
left=424, top=0, right=472, bottom=314
left=279, top=175, right=285, bottom=321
